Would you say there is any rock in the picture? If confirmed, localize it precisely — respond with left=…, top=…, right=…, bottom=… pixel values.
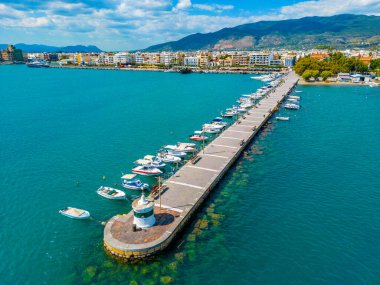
left=192, top=228, right=202, bottom=236
left=174, top=252, right=185, bottom=262
left=167, top=262, right=177, bottom=271
left=141, top=266, right=150, bottom=275
left=199, top=219, right=209, bottom=229
left=160, top=276, right=174, bottom=284
left=187, top=234, right=196, bottom=242
left=211, top=219, right=220, bottom=226
left=82, top=266, right=97, bottom=283
left=102, top=260, right=114, bottom=269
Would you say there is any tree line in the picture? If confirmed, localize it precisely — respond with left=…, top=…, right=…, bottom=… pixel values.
left=294, top=52, right=380, bottom=81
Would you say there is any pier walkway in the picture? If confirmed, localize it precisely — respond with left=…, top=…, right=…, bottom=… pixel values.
left=104, top=71, right=299, bottom=260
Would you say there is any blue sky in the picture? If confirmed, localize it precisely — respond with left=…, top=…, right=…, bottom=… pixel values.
left=0, top=0, right=379, bottom=50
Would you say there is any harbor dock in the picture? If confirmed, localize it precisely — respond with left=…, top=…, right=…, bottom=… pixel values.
left=104, top=71, right=299, bottom=260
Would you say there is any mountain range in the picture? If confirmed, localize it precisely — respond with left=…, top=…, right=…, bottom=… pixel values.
left=0, top=44, right=102, bottom=53
left=144, top=14, right=380, bottom=51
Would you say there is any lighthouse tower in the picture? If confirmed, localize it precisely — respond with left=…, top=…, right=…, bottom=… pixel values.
left=132, top=193, right=156, bottom=228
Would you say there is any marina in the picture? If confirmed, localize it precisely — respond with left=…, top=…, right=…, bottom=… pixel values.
left=103, top=71, right=299, bottom=260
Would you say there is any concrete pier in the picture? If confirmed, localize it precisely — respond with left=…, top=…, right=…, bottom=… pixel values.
left=104, top=71, right=299, bottom=260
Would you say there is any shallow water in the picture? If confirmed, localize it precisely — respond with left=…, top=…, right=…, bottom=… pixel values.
left=1, top=66, right=379, bottom=284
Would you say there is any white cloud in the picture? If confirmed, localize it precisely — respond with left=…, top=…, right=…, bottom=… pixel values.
left=193, top=3, right=234, bottom=12
left=174, top=0, right=192, bottom=10
left=0, top=0, right=379, bottom=50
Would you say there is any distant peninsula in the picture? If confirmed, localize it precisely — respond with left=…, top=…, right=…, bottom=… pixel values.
left=0, top=43, right=102, bottom=53
left=143, top=14, right=380, bottom=51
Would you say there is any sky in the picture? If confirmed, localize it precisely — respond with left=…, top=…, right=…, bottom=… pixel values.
left=0, top=0, right=380, bottom=50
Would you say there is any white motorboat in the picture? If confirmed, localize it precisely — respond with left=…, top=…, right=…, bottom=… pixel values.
left=276, top=116, right=290, bottom=121
left=288, top=95, right=300, bottom=100
left=203, top=123, right=224, bottom=130
left=121, top=174, right=149, bottom=190
left=135, top=155, right=166, bottom=168
left=284, top=103, right=300, bottom=110
left=163, top=149, right=186, bottom=158
left=132, top=165, right=162, bottom=176
left=203, top=127, right=221, bottom=134
left=189, top=130, right=209, bottom=141
left=295, top=90, right=303, bottom=93
left=59, top=207, right=90, bottom=219
left=287, top=98, right=299, bottom=103
left=211, top=117, right=228, bottom=126
left=97, top=186, right=126, bottom=200
left=165, top=143, right=196, bottom=153
left=157, top=152, right=182, bottom=163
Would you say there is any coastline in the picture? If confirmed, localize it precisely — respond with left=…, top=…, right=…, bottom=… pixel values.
left=48, top=65, right=283, bottom=74
left=298, top=78, right=380, bottom=86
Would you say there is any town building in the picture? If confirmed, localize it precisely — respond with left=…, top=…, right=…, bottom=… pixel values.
left=1, top=45, right=24, bottom=62
left=183, top=56, right=199, bottom=67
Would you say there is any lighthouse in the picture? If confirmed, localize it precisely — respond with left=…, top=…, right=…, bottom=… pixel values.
left=132, top=193, right=156, bottom=228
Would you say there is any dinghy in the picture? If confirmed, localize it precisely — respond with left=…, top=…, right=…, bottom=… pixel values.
left=59, top=207, right=90, bottom=219
left=97, top=186, right=126, bottom=200
left=121, top=174, right=149, bottom=190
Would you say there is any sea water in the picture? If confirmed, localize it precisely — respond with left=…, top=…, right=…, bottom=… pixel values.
left=0, top=66, right=379, bottom=284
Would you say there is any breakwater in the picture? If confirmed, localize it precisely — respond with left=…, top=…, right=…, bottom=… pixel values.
left=104, top=71, right=299, bottom=260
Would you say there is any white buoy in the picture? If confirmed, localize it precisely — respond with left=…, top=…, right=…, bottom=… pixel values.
left=132, top=193, right=156, bottom=228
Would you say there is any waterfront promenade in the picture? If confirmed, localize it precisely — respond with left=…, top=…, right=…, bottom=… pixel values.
left=104, top=71, right=299, bottom=260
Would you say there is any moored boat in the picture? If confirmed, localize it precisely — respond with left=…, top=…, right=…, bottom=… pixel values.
left=97, top=186, right=126, bottom=199
left=59, top=207, right=90, bottom=219
left=284, top=103, right=300, bottom=110
left=121, top=174, right=149, bottom=190
left=276, top=116, right=290, bottom=121
left=132, top=165, right=162, bottom=176
left=189, top=130, right=209, bottom=141
left=157, top=152, right=182, bottom=163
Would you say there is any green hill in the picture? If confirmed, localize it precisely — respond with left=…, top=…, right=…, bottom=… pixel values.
left=143, top=14, right=380, bottom=51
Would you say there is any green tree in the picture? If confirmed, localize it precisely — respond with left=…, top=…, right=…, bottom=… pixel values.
left=370, top=59, right=380, bottom=70
left=320, top=70, right=333, bottom=81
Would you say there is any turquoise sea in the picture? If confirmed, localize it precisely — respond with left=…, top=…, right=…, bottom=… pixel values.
left=0, top=65, right=379, bottom=285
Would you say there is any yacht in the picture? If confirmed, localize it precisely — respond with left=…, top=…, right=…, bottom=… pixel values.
left=26, top=59, right=49, bottom=68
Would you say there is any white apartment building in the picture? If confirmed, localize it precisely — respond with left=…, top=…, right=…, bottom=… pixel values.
left=160, top=52, right=175, bottom=66
left=134, top=53, right=144, bottom=65
left=183, top=56, right=199, bottom=67
left=113, top=52, right=133, bottom=64
left=249, top=52, right=272, bottom=66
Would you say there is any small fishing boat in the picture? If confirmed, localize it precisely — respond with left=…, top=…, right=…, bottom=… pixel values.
left=284, top=103, right=300, bottom=110
left=276, top=116, right=290, bottom=121
left=121, top=174, right=149, bottom=190
left=189, top=130, right=209, bottom=141
left=97, top=186, right=126, bottom=199
left=288, top=95, right=300, bottom=100
left=287, top=98, right=299, bottom=103
left=132, top=165, right=162, bottom=176
left=157, top=152, right=182, bottom=163
left=295, top=90, right=303, bottom=93
left=59, top=207, right=90, bottom=219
